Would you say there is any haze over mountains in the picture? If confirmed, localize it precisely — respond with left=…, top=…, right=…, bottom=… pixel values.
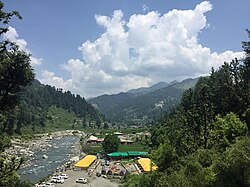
left=89, top=78, right=198, bottom=124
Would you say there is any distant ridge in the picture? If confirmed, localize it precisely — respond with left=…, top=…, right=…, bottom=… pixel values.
left=127, top=82, right=169, bottom=95
left=169, top=80, right=178, bottom=85
left=89, top=78, right=199, bottom=124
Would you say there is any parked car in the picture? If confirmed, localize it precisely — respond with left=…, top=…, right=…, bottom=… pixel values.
left=105, top=160, right=110, bottom=166
left=51, top=176, right=64, bottom=184
left=60, top=174, right=68, bottom=179
left=45, top=183, right=54, bottom=187
left=35, top=183, right=46, bottom=187
left=76, top=178, right=87, bottom=184
left=96, top=171, right=101, bottom=177
left=101, top=161, right=105, bottom=166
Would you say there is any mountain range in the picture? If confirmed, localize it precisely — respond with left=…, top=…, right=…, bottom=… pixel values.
left=89, top=78, right=199, bottom=124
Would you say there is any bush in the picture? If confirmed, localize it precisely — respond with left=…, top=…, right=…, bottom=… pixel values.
left=212, top=137, right=250, bottom=187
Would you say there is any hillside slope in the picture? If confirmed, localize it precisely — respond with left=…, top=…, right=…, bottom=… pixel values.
left=13, top=80, right=102, bottom=133
left=89, top=78, right=198, bottom=124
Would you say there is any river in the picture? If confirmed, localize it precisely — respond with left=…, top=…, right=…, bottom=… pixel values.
left=19, top=135, right=79, bottom=183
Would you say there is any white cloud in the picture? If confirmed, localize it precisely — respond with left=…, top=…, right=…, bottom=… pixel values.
left=40, top=70, right=73, bottom=91
left=30, top=56, right=43, bottom=66
left=3, top=26, right=42, bottom=66
left=40, top=1, right=244, bottom=98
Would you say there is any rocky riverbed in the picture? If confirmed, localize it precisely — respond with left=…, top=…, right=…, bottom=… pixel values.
left=5, top=130, right=85, bottom=158
left=4, top=130, right=86, bottom=183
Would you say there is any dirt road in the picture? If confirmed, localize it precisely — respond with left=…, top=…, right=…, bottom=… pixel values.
left=53, top=170, right=119, bottom=187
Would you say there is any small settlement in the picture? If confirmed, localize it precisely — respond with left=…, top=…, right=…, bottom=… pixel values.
left=36, top=130, right=156, bottom=186
left=72, top=131, right=157, bottom=180
left=73, top=153, right=157, bottom=178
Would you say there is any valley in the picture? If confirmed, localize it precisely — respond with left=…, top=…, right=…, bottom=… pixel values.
left=0, top=1, right=249, bottom=187
left=89, top=78, right=198, bottom=124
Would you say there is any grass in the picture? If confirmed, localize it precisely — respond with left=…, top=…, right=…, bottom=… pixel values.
left=89, top=145, right=103, bottom=153
left=118, top=144, right=150, bottom=152
left=45, top=106, right=83, bottom=130
left=81, top=144, right=103, bottom=154
left=81, top=143, right=150, bottom=155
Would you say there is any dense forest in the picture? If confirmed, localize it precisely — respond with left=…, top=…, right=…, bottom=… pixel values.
left=124, top=31, right=250, bottom=187
left=1, top=79, right=103, bottom=136
left=17, top=80, right=102, bottom=132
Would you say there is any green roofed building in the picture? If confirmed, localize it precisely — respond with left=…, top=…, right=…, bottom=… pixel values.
left=127, top=151, right=148, bottom=156
left=107, top=151, right=148, bottom=159
left=107, top=152, right=129, bottom=157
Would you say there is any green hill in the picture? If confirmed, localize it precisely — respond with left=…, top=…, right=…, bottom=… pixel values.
left=11, top=80, right=102, bottom=134
left=89, top=78, right=198, bottom=124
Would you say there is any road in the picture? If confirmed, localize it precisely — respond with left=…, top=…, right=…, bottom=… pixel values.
left=53, top=170, right=119, bottom=187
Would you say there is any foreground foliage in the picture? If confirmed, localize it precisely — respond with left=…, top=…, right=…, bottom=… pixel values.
left=124, top=31, right=250, bottom=187
left=0, top=1, right=33, bottom=186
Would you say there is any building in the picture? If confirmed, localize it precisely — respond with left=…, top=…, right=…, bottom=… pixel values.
left=87, top=135, right=98, bottom=143
left=120, top=139, right=134, bottom=145
left=96, top=138, right=104, bottom=143
left=74, top=155, right=97, bottom=170
left=114, top=132, right=123, bottom=135
left=137, top=158, right=158, bottom=172
left=107, top=151, right=148, bottom=159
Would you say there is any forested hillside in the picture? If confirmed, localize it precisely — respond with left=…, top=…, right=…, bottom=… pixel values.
left=6, top=79, right=102, bottom=135
left=89, top=78, right=198, bottom=124
left=124, top=31, right=250, bottom=187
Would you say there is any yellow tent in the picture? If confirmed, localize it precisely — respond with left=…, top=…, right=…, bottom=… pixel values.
left=74, top=155, right=97, bottom=168
left=137, top=158, right=158, bottom=172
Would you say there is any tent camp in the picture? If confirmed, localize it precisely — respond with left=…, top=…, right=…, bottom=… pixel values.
left=74, top=155, right=97, bottom=170
left=137, top=158, right=158, bottom=172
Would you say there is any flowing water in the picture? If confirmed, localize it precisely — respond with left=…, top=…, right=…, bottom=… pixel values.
left=19, top=136, right=79, bottom=183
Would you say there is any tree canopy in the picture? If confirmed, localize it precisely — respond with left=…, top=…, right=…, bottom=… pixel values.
left=102, top=134, right=120, bottom=153
left=0, top=2, right=34, bottom=113
left=0, top=1, right=34, bottom=186
left=125, top=30, right=250, bottom=187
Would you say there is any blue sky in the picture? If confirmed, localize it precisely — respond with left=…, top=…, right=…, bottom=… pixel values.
left=2, top=0, right=250, bottom=98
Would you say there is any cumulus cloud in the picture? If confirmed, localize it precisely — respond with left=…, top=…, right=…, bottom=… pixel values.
left=40, top=70, right=73, bottom=90
left=3, top=26, right=42, bottom=66
left=30, top=56, right=43, bottom=66
left=40, top=1, right=244, bottom=98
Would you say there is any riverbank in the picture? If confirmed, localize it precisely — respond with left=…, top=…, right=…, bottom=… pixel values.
left=2, top=130, right=86, bottom=183
left=19, top=135, right=81, bottom=182
left=5, top=130, right=86, bottom=159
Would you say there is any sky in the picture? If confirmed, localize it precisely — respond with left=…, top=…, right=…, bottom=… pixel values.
left=2, top=0, right=250, bottom=98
